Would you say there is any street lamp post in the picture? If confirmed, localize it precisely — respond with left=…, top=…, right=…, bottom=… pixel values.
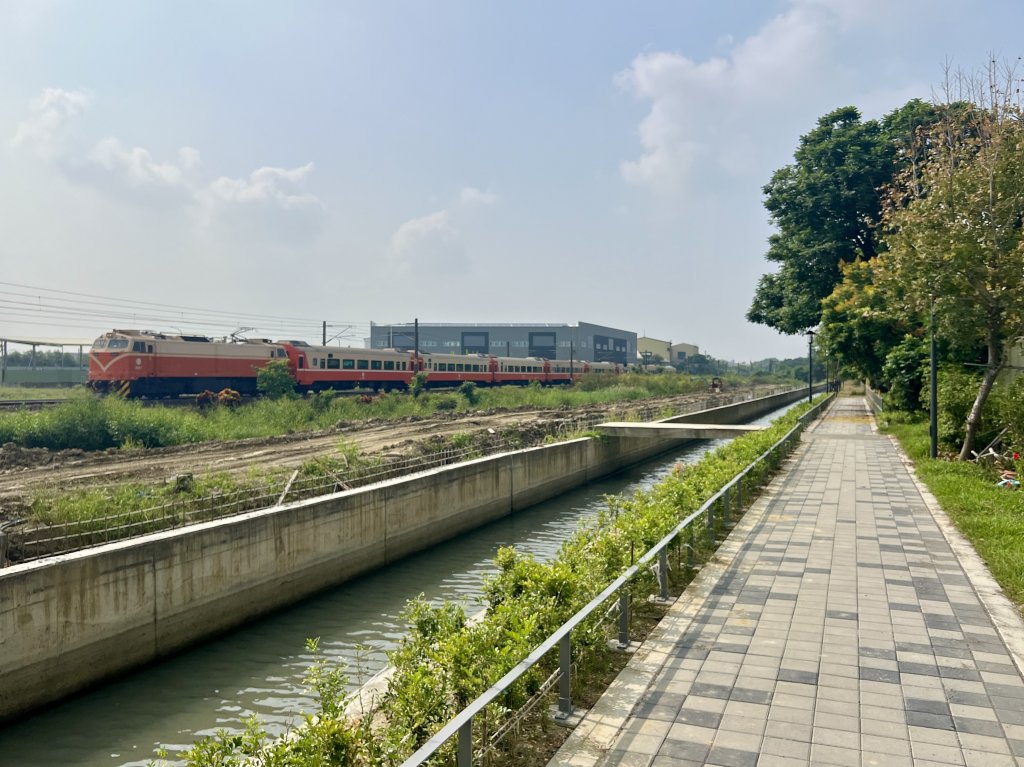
left=806, top=330, right=816, bottom=404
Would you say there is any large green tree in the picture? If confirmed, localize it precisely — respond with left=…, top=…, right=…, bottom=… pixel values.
left=880, top=65, right=1024, bottom=459
left=748, top=101, right=936, bottom=334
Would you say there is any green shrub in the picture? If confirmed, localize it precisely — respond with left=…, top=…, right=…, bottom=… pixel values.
left=256, top=359, right=296, bottom=399
left=882, top=335, right=927, bottom=411
left=937, top=368, right=987, bottom=449
left=458, top=381, right=480, bottom=405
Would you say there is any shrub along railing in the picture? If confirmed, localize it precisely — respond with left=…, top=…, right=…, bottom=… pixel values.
left=397, top=392, right=833, bottom=767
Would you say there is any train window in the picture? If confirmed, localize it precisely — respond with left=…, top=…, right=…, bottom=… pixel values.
left=132, top=341, right=145, bottom=352
left=456, top=363, right=464, bottom=372
left=277, top=349, right=287, bottom=358
left=357, top=359, right=369, bottom=370
left=92, top=339, right=107, bottom=350
left=327, top=358, right=341, bottom=369
left=401, top=362, right=406, bottom=370
left=342, top=359, right=355, bottom=370
left=147, top=345, right=154, bottom=353
left=384, top=360, right=395, bottom=371
left=298, top=356, right=305, bottom=369
left=371, top=360, right=382, bottom=370
left=107, top=339, right=129, bottom=350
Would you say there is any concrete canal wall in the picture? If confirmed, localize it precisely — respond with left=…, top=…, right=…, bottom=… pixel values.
left=0, top=387, right=808, bottom=722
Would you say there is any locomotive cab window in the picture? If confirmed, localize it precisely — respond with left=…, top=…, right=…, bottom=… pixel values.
left=107, top=339, right=129, bottom=350
left=132, top=341, right=146, bottom=352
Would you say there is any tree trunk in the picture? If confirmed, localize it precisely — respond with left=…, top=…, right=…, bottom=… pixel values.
left=958, top=336, right=1004, bottom=461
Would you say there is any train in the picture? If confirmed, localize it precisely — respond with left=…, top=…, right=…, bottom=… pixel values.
left=86, top=329, right=623, bottom=398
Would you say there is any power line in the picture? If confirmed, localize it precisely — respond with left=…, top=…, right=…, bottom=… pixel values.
left=0, top=281, right=370, bottom=343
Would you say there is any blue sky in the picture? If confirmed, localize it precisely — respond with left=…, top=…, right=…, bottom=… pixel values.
left=2, top=0, right=1022, bottom=359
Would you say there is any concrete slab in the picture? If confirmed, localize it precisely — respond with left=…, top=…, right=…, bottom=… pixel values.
left=597, top=422, right=765, bottom=439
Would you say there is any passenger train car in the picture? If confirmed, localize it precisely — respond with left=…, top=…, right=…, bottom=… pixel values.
left=87, top=330, right=621, bottom=397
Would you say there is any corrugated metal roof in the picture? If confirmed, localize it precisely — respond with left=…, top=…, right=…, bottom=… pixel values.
left=0, top=336, right=95, bottom=347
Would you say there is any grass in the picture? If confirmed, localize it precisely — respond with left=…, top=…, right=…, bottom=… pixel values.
left=880, top=414, right=1024, bottom=612
left=0, top=373, right=790, bottom=453
left=0, top=385, right=76, bottom=400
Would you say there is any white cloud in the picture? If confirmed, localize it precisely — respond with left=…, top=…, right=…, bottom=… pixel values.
left=616, top=0, right=890, bottom=192
left=206, top=163, right=320, bottom=209
left=390, top=209, right=467, bottom=275
left=200, top=163, right=326, bottom=240
left=10, top=87, right=91, bottom=158
left=71, top=137, right=199, bottom=201
left=459, top=186, right=498, bottom=206
left=11, top=87, right=325, bottom=239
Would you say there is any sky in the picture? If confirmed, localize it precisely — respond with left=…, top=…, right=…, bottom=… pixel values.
left=1, top=0, right=1022, bottom=361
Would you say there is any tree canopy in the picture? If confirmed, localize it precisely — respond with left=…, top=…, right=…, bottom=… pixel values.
left=748, top=101, right=936, bottom=334
left=879, top=67, right=1024, bottom=458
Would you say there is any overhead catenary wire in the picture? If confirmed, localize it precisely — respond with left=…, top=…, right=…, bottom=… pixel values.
left=0, top=281, right=369, bottom=344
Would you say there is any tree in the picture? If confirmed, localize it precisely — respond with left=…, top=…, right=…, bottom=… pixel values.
left=256, top=359, right=296, bottom=399
left=748, top=101, right=937, bottom=334
left=880, top=62, right=1024, bottom=459
left=818, top=258, right=909, bottom=386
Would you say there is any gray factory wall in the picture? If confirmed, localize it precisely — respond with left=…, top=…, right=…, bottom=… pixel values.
left=0, top=387, right=808, bottom=722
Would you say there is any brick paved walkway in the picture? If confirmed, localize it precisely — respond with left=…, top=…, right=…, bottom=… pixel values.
left=550, top=397, right=1024, bottom=767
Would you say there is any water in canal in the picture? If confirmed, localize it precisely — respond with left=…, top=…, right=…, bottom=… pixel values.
left=0, top=405, right=795, bottom=766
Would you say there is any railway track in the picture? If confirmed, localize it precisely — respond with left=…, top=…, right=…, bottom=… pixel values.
left=0, top=398, right=66, bottom=412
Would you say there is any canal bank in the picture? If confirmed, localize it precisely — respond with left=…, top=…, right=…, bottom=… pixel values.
left=0, top=388, right=813, bottom=724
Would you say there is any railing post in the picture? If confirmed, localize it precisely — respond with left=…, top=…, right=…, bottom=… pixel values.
left=687, top=528, right=695, bottom=571
left=617, top=588, right=630, bottom=649
left=707, top=506, right=715, bottom=547
left=556, top=633, right=573, bottom=719
left=658, top=548, right=669, bottom=601
left=722, top=487, right=730, bottom=526
left=737, top=475, right=744, bottom=512
left=458, top=718, right=473, bottom=767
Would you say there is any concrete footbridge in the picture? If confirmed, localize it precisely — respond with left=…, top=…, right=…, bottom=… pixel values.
left=596, top=422, right=765, bottom=439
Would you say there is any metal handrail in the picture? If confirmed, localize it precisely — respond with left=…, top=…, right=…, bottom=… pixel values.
left=398, top=392, right=833, bottom=767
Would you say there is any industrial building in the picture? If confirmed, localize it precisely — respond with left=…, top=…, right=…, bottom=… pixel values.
left=369, top=322, right=637, bottom=365
left=637, top=336, right=699, bottom=366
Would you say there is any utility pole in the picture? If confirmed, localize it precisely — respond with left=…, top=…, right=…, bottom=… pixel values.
left=569, top=342, right=574, bottom=377
left=930, top=300, right=938, bottom=459
left=414, top=318, right=419, bottom=370
left=322, top=321, right=327, bottom=346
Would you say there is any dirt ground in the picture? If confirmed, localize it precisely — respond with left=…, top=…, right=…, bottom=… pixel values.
left=0, top=387, right=774, bottom=525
